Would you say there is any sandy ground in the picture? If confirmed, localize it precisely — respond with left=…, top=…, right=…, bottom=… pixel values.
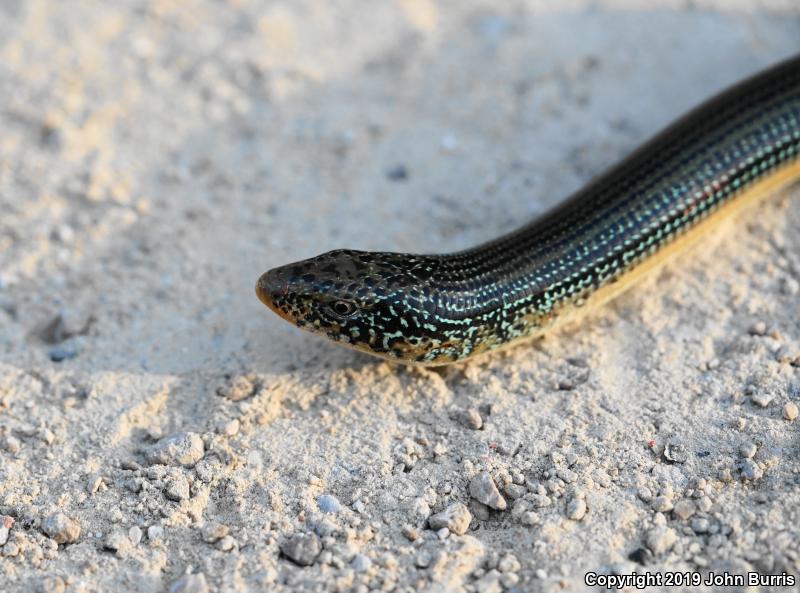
left=1, top=1, right=799, bottom=592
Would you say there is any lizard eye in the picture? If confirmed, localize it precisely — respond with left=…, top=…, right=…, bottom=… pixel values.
left=327, top=300, right=358, bottom=318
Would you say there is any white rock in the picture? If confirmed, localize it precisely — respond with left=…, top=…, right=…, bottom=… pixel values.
left=428, top=502, right=472, bottom=535
left=566, top=498, right=587, bottom=520
left=645, top=527, right=677, bottom=555
left=42, top=513, right=80, bottom=544
left=469, top=472, right=507, bottom=510
left=148, top=433, right=205, bottom=467
left=169, top=573, right=209, bottom=593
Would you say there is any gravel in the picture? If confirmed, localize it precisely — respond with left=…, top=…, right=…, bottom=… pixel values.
left=740, top=459, right=764, bottom=480
left=455, top=408, right=483, bottom=430
left=148, top=433, right=205, bottom=467
left=317, top=494, right=342, bottom=514
left=128, top=526, right=143, bottom=545
left=103, top=530, right=131, bottom=555
left=691, top=518, right=710, bottom=533
left=645, top=527, right=677, bottom=555
left=672, top=499, right=695, bottom=520
left=280, top=533, right=321, bottom=567
left=566, top=498, right=587, bottom=521
left=41, top=513, right=80, bottom=544
left=751, top=392, right=774, bottom=408
left=164, top=476, right=191, bottom=501
left=351, top=554, right=372, bottom=572
left=739, top=442, right=757, bottom=458
left=169, top=573, right=209, bottom=593
left=428, top=502, right=472, bottom=535
left=201, top=523, right=230, bottom=543
left=651, top=496, right=673, bottom=513
left=469, top=472, right=507, bottom=511
left=147, top=525, right=164, bottom=541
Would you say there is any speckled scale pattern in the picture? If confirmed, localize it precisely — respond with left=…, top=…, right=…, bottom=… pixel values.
left=257, top=54, right=800, bottom=365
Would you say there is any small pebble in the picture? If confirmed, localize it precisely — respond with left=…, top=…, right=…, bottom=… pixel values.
left=3, top=435, right=21, bottom=453
left=317, top=494, right=342, bottom=514
left=748, top=321, right=767, bottom=336
left=740, top=459, right=763, bottom=480
left=352, top=553, right=372, bottom=572
left=474, top=569, right=502, bottom=593
left=41, top=512, right=80, bottom=544
left=500, top=573, right=520, bottom=588
left=86, top=475, right=105, bottom=494
left=216, top=375, right=258, bottom=402
left=739, top=442, right=757, bottom=459
left=40, top=309, right=89, bottom=343
left=651, top=496, right=673, bottom=513
left=201, top=522, right=229, bottom=543
left=469, top=472, right=507, bottom=510
left=280, top=532, right=320, bottom=566
left=672, top=499, right=695, bottom=520
left=216, top=535, right=235, bottom=551
left=128, top=526, right=143, bottom=545
left=220, top=419, right=240, bottom=436
left=455, top=408, right=483, bottom=430
left=147, top=525, right=164, bottom=541
left=104, top=530, right=131, bottom=555
left=781, top=277, right=800, bottom=295
left=504, top=483, right=527, bottom=499
left=696, top=496, right=713, bottom=512
left=691, top=518, right=710, bottom=533
left=663, top=441, right=688, bottom=464
left=497, top=553, right=521, bottom=573
left=48, top=346, right=77, bottom=362
left=783, top=402, right=798, bottom=421
left=164, top=477, right=191, bottom=501
left=530, top=495, right=551, bottom=508
left=415, top=550, right=432, bottom=568
left=169, top=573, right=209, bottom=593
left=557, top=468, right=577, bottom=483
left=39, top=576, right=66, bottom=593
left=566, top=498, right=586, bottom=521
left=645, top=527, right=677, bottom=555
left=751, top=392, right=773, bottom=408
left=148, top=433, right=205, bottom=467
left=428, top=502, right=472, bottom=535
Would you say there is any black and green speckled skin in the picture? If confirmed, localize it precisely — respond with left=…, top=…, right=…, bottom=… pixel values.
left=257, top=54, right=800, bottom=365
